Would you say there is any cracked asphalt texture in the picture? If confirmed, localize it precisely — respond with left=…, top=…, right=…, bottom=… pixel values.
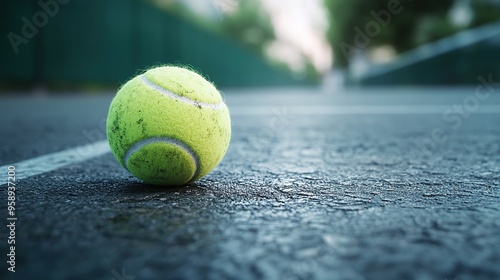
left=1, top=88, right=499, bottom=280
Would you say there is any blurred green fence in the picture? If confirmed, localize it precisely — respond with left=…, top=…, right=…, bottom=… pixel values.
left=1, top=0, right=307, bottom=89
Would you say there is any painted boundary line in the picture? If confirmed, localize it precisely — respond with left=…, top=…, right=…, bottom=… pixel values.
left=0, top=140, right=110, bottom=181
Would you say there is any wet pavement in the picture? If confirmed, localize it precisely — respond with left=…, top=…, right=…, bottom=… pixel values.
left=1, top=87, right=499, bottom=280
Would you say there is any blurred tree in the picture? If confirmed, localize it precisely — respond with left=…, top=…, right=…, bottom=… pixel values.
left=219, top=1, right=276, bottom=54
left=470, top=0, right=500, bottom=26
left=324, top=0, right=500, bottom=68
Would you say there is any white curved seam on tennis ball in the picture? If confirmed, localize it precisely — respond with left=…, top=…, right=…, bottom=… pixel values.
left=124, top=137, right=200, bottom=182
left=140, top=75, right=224, bottom=110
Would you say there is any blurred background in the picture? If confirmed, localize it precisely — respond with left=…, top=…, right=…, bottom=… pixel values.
left=1, top=0, right=500, bottom=91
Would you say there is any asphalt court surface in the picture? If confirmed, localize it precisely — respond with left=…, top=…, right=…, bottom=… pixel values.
left=0, top=87, right=499, bottom=280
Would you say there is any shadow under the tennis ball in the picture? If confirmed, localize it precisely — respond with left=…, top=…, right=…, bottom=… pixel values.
left=120, top=181, right=207, bottom=195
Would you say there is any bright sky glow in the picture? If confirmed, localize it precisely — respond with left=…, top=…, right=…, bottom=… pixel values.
left=260, top=0, right=332, bottom=74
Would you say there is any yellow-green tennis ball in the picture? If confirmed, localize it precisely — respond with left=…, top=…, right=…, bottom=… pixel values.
left=106, top=66, right=231, bottom=186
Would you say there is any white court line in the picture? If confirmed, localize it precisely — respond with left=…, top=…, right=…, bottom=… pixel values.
left=229, top=105, right=500, bottom=116
left=0, top=140, right=110, bottom=181
left=2, top=104, right=500, bottom=181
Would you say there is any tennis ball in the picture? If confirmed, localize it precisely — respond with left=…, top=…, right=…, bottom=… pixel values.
left=106, top=66, right=231, bottom=186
